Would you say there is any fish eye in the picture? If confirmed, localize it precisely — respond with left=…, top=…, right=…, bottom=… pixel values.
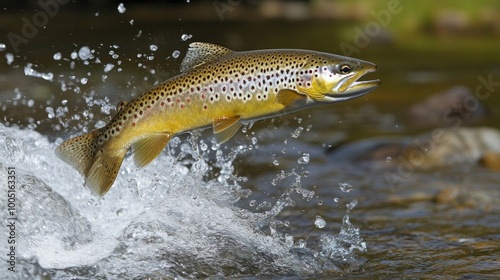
left=339, top=64, right=351, bottom=74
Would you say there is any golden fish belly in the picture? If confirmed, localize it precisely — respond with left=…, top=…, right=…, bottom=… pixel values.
left=141, top=84, right=285, bottom=136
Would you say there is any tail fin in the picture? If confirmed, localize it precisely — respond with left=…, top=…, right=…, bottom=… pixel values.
left=55, top=129, right=127, bottom=196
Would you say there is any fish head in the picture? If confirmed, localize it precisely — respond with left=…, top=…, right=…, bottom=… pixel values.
left=296, top=53, right=380, bottom=102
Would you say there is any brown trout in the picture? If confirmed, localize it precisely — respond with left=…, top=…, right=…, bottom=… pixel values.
left=56, top=42, right=380, bottom=196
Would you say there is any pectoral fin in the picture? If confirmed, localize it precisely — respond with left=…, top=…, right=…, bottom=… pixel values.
left=276, top=89, right=307, bottom=107
left=213, top=116, right=242, bottom=144
left=132, top=133, right=172, bottom=168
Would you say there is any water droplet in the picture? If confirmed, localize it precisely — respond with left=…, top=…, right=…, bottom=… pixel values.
left=172, top=50, right=180, bottom=58
left=314, top=216, right=326, bottom=228
left=80, top=78, right=88, bottom=85
left=5, top=53, right=14, bottom=65
left=117, top=3, right=126, bottom=13
left=338, top=182, right=354, bottom=193
left=70, top=51, right=77, bottom=60
left=95, top=120, right=107, bottom=128
left=285, top=234, right=294, bottom=247
left=129, top=19, right=134, bottom=25
left=27, top=99, right=35, bottom=108
left=295, top=239, right=307, bottom=248
left=46, top=107, right=55, bottom=119
left=334, top=197, right=339, bottom=203
left=251, top=137, right=258, bottom=145
left=0, top=43, right=6, bottom=51
left=53, top=52, right=62, bottom=60
left=43, top=73, right=54, bottom=81
left=249, top=200, right=256, bottom=207
left=346, top=199, right=358, bottom=212
left=200, top=141, right=208, bottom=151
left=78, top=46, right=91, bottom=60
left=297, top=153, right=309, bottom=165
left=386, top=156, right=392, bottom=162
left=272, top=160, right=279, bottom=166
left=181, top=34, right=192, bottom=41
left=291, top=126, right=304, bottom=138
left=317, top=200, right=323, bottom=205
left=104, top=63, right=114, bottom=73
left=150, top=44, right=158, bottom=51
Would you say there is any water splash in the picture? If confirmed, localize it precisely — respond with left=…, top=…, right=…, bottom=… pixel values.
left=0, top=123, right=366, bottom=277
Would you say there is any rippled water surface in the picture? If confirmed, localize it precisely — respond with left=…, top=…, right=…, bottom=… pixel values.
left=1, top=3, right=500, bottom=279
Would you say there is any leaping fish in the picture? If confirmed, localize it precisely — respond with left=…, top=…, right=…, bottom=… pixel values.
left=56, top=42, right=380, bottom=196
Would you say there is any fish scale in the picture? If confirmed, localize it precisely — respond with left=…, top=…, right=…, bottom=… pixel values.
left=56, top=42, right=380, bottom=196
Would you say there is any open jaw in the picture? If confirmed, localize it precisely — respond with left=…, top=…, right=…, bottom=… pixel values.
left=342, top=79, right=381, bottom=96
left=329, top=70, right=381, bottom=101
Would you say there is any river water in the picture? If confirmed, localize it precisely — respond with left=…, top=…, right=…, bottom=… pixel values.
left=1, top=3, right=500, bottom=279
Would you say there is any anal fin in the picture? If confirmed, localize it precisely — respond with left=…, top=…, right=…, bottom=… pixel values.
left=213, top=116, right=241, bottom=144
left=132, top=133, right=172, bottom=168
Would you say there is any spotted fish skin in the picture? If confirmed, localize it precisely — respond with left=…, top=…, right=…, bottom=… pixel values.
left=56, top=42, right=380, bottom=196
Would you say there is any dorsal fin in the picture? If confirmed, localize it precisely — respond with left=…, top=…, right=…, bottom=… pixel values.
left=180, top=42, right=232, bottom=73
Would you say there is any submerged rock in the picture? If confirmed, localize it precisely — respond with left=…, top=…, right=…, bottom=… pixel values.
left=435, top=182, right=500, bottom=212
left=479, top=152, right=500, bottom=172
left=327, top=127, right=500, bottom=170
left=403, top=127, right=500, bottom=169
left=408, top=86, right=487, bottom=127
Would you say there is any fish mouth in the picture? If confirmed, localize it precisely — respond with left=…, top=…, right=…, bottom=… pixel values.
left=329, top=68, right=380, bottom=101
